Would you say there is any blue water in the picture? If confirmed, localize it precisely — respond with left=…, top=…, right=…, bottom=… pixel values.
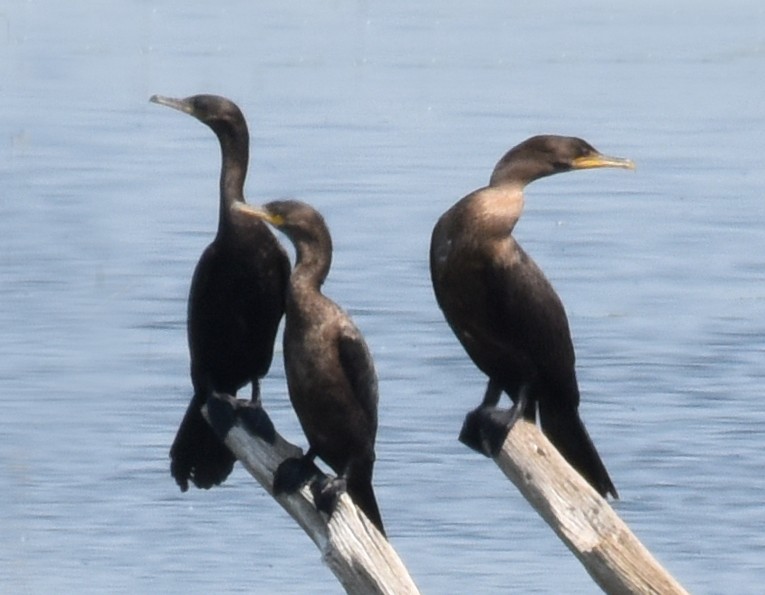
left=2, top=1, right=765, bottom=593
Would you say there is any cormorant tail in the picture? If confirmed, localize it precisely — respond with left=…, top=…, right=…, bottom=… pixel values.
left=346, top=460, right=386, bottom=537
left=169, top=395, right=236, bottom=491
left=538, top=403, right=618, bottom=499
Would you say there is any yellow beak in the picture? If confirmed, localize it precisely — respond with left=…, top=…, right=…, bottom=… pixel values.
left=571, top=152, right=635, bottom=171
left=232, top=202, right=284, bottom=226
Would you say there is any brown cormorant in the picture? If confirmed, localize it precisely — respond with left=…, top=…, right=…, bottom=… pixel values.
left=235, top=199, right=385, bottom=536
left=151, top=94, right=290, bottom=492
left=430, top=135, right=634, bottom=498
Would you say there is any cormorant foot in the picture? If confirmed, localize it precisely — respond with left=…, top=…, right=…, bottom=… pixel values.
left=311, top=476, right=347, bottom=519
left=273, top=456, right=321, bottom=495
left=459, top=405, right=522, bottom=457
left=205, top=392, right=276, bottom=444
left=205, top=391, right=237, bottom=440
left=238, top=401, right=276, bottom=444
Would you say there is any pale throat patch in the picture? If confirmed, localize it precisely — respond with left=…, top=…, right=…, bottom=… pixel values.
left=472, top=185, right=525, bottom=229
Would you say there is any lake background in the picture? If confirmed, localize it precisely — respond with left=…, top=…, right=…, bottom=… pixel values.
left=2, top=1, right=764, bottom=593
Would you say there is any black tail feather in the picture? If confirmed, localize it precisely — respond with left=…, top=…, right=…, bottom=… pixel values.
left=538, top=404, right=617, bottom=499
left=346, top=460, right=386, bottom=537
left=169, top=395, right=236, bottom=491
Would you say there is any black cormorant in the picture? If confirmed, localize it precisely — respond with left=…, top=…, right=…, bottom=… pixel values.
left=430, top=135, right=634, bottom=498
left=151, top=94, right=290, bottom=492
left=235, top=199, right=385, bottom=536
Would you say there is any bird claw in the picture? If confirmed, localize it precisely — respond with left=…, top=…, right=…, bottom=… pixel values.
left=311, top=475, right=347, bottom=518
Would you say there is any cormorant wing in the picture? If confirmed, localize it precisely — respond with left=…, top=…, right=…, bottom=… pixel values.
left=337, top=324, right=379, bottom=426
left=186, top=243, right=220, bottom=364
left=484, top=241, right=578, bottom=400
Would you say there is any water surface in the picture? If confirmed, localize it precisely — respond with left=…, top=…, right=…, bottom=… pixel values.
left=2, top=1, right=765, bottom=593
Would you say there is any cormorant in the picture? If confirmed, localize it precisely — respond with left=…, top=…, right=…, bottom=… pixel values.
left=430, top=135, right=634, bottom=498
left=151, top=94, right=290, bottom=492
left=235, top=199, right=385, bottom=536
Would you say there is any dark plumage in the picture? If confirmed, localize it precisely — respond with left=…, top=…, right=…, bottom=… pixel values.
left=151, top=94, right=290, bottom=491
left=237, top=199, right=385, bottom=536
left=430, top=135, right=634, bottom=498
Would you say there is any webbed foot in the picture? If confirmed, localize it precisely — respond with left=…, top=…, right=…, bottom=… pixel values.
left=459, top=405, right=523, bottom=457
left=205, top=392, right=276, bottom=444
left=273, top=455, right=321, bottom=495
left=238, top=401, right=276, bottom=444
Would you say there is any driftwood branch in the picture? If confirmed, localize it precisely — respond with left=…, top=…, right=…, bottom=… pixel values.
left=200, top=392, right=685, bottom=594
left=200, top=394, right=420, bottom=595
left=487, top=418, right=689, bottom=595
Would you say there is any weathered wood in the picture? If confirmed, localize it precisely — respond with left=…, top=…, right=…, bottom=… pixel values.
left=200, top=392, right=685, bottom=594
left=492, top=418, right=689, bottom=595
left=200, top=394, right=420, bottom=595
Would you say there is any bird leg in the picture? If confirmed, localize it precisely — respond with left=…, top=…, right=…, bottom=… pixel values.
left=459, top=382, right=530, bottom=457
left=205, top=390, right=276, bottom=445
left=273, top=448, right=322, bottom=495
left=481, top=377, right=503, bottom=407
left=249, top=379, right=261, bottom=405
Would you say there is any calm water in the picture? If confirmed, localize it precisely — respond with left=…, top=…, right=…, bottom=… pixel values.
left=2, top=1, right=765, bottom=593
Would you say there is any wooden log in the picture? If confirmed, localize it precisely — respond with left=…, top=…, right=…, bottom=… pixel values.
left=489, top=418, right=689, bottom=595
left=200, top=393, right=420, bottom=595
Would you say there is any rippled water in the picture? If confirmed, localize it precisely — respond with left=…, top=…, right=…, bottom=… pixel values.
left=2, top=1, right=765, bottom=593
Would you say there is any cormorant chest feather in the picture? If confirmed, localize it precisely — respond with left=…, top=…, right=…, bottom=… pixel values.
left=282, top=284, right=371, bottom=407
left=284, top=294, right=342, bottom=383
left=281, top=284, right=378, bottom=457
left=186, top=211, right=288, bottom=386
left=431, top=184, right=578, bottom=393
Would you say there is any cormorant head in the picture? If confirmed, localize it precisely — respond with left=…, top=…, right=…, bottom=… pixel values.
left=150, top=93, right=247, bottom=140
left=233, top=200, right=332, bottom=251
left=490, top=135, right=634, bottom=187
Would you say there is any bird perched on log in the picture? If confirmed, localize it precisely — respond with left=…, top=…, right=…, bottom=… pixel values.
left=235, top=199, right=386, bottom=536
left=151, top=94, right=290, bottom=492
left=430, top=135, right=634, bottom=498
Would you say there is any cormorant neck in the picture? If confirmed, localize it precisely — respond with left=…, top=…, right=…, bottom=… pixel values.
left=215, top=123, right=249, bottom=229
left=489, top=157, right=556, bottom=188
left=468, top=185, right=526, bottom=238
left=290, top=233, right=332, bottom=296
